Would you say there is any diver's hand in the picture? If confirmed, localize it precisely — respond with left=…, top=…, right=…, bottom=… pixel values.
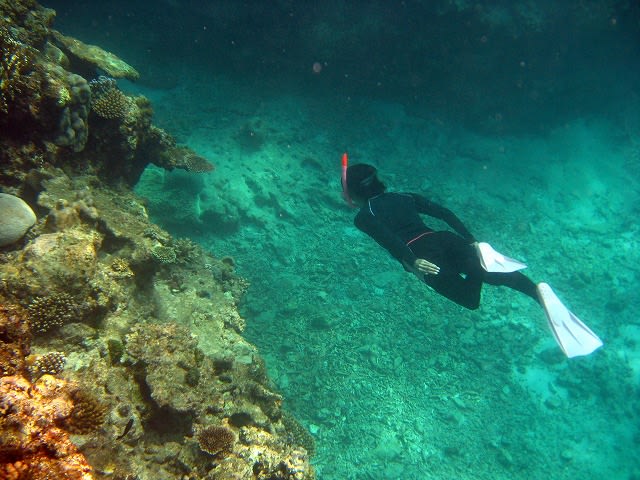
left=413, top=258, right=440, bottom=276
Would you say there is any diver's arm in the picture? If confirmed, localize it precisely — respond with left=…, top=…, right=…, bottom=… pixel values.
left=354, top=211, right=418, bottom=268
left=411, top=194, right=476, bottom=242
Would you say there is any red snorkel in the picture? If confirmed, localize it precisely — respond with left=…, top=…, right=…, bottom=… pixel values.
left=341, top=152, right=356, bottom=208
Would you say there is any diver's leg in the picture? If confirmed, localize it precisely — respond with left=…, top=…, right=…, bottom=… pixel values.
left=483, top=271, right=539, bottom=303
left=444, top=234, right=539, bottom=304
left=423, top=270, right=482, bottom=309
left=413, top=232, right=483, bottom=310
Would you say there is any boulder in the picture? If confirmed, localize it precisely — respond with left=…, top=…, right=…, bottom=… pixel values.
left=0, top=193, right=37, bottom=247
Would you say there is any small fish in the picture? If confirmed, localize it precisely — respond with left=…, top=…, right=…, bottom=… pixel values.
left=116, top=418, right=134, bottom=440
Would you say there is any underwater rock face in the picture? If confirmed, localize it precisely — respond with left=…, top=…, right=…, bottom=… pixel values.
left=0, top=193, right=36, bottom=247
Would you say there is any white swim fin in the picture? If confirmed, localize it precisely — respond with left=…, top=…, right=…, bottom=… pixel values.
left=476, top=242, right=527, bottom=273
left=537, top=282, right=603, bottom=358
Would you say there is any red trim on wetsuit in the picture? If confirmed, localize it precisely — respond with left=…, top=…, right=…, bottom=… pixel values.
left=406, top=231, right=434, bottom=246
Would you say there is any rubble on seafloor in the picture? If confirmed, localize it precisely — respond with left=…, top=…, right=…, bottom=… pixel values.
left=0, top=1, right=315, bottom=479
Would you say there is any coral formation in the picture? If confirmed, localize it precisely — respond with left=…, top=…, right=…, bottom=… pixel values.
left=197, top=425, right=237, bottom=457
left=0, top=304, right=31, bottom=377
left=52, top=72, right=91, bottom=152
left=0, top=26, right=39, bottom=117
left=1, top=1, right=213, bottom=187
left=89, top=76, right=132, bottom=120
left=61, top=389, right=109, bottom=434
left=0, top=1, right=54, bottom=48
left=51, top=30, right=140, bottom=81
left=27, top=293, right=76, bottom=333
left=109, top=257, right=134, bottom=279
left=0, top=23, right=54, bottom=150
left=28, top=351, right=66, bottom=377
left=0, top=1, right=315, bottom=479
left=282, top=411, right=317, bottom=458
left=173, top=147, right=215, bottom=173
left=140, top=126, right=216, bottom=175
left=0, top=375, right=96, bottom=480
left=150, top=244, right=177, bottom=265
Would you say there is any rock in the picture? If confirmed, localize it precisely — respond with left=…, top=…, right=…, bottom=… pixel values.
left=0, top=193, right=36, bottom=247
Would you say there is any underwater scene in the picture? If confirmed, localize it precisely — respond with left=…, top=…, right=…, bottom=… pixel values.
left=1, top=0, right=639, bottom=479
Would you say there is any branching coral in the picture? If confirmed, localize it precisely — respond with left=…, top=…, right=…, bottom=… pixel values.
left=89, top=76, right=132, bottom=120
left=0, top=25, right=39, bottom=118
left=61, top=389, right=109, bottom=434
left=150, top=244, right=177, bottom=264
left=197, top=425, right=236, bottom=457
left=27, top=293, right=77, bottom=333
left=28, top=351, right=66, bottom=378
left=174, top=147, right=215, bottom=173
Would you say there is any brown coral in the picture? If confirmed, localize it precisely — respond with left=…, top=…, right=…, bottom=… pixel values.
left=150, top=244, right=177, bottom=264
left=61, top=389, right=109, bottom=434
left=26, top=293, right=76, bottom=333
left=197, top=425, right=236, bottom=457
left=109, top=257, right=134, bottom=279
left=89, top=76, right=132, bottom=120
left=0, top=375, right=95, bottom=480
left=91, top=87, right=132, bottom=120
left=144, top=127, right=215, bottom=174
left=0, top=304, right=31, bottom=377
left=178, top=148, right=215, bottom=173
left=27, top=351, right=66, bottom=378
left=0, top=26, right=41, bottom=120
left=0, top=461, right=28, bottom=479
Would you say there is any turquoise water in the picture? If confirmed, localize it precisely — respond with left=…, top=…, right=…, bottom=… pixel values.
left=49, top=1, right=639, bottom=478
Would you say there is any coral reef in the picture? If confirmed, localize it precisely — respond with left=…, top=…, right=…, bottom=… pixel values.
left=282, top=412, right=317, bottom=458
left=0, top=375, right=96, bottom=480
left=0, top=306, right=96, bottom=479
left=149, top=244, right=177, bottom=265
left=0, top=305, right=31, bottom=377
left=0, top=2, right=315, bottom=479
left=0, top=26, right=39, bottom=115
left=0, top=0, right=213, bottom=188
left=0, top=24, right=47, bottom=139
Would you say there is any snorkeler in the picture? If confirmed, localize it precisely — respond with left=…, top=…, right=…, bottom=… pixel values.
left=341, top=155, right=603, bottom=358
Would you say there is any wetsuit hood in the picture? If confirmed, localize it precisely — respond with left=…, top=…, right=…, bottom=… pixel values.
left=345, top=163, right=386, bottom=202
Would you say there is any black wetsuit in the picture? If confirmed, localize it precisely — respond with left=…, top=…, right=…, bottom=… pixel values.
left=354, top=192, right=538, bottom=309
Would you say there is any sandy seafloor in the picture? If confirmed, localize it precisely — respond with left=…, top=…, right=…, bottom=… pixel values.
left=126, top=73, right=640, bottom=479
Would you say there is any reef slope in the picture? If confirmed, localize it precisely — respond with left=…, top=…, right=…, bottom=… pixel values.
left=0, top=1, right=314, bottom=479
